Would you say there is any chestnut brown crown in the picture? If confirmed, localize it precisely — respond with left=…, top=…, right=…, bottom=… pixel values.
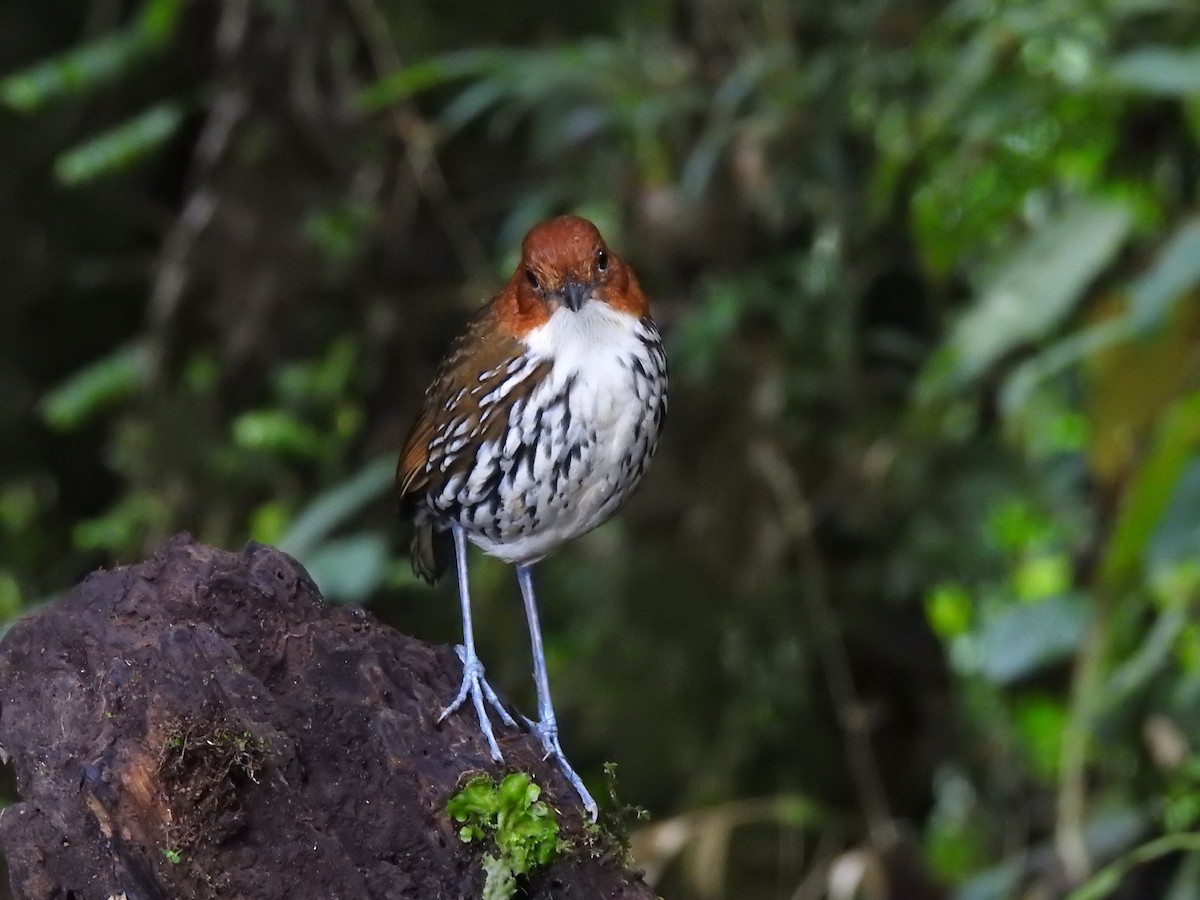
left=497, top=215, right=648, bottom=333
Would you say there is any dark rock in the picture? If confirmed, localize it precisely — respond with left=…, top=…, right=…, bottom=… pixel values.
left=0, top=535, right=654, bottom=900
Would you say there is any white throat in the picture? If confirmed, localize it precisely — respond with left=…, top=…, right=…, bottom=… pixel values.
left=520, top=300, right=641, bottom=369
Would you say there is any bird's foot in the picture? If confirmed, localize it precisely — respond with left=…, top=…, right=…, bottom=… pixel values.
left=439, top=645, right=517, bottom=762
left=522, top=713, right=599, bottom=822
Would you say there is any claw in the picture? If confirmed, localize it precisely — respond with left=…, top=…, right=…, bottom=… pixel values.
left=440, top=645, right=515, bottom=761
left=523, top=714, right=599, bottom=821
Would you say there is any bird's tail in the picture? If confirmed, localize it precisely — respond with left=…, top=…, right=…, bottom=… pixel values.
left=411, top=520, right=451, bottom=584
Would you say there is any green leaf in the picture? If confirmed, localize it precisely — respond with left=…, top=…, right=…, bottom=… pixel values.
left=999, top=315, right=1133, bottom=420
left=671, top=279, right=747, bottom=380
left=73, top=492, right=170, bottom=554
left=1146, top=458, right=1200, bottom=576
left=1012, top=553, right=1073, bottom=601
left=0, top=571, right=23, bottom=623
left=1109, top=47, right=1200, bottom=97
left=354, top=49, right=507, bottom=111
left=1164, top=792, right=1200, bottom=834
left=40, top=344, right=147, bottom=431
left=1100, top=606, right=1188, bottom=713
left=920, top=198, right=1132, bottom=396
left=1101, top=391, right=1200, bottom=591
left=998, top=217, right=1200, bottom=417
left=249, top=501, right=291, bottom=546
left=986, top=499, right=1056, bottom=551
left=1013, top=693, right=1067, bottom=781
left=231, top=409, right=324, bottom=458
left=925, top=582, right=974, bottom=639
left=273, top=337, right=360, bottom=406
left=971, top=594, right=1091, bottom=684
left=499, top=772, right=533, bottom=809
left=54, top=102, right=184, bottom=186
left=299, top=533, right=389, bottom=604
left=960, top=807, right=1147, bottom=900
left=0, top=0, right=183, bottom=113
left=999, top=215, right=1200, bottom=419
left=303, top=203, right=374, bottom=266
left=135, top=0, right=186, bottom=43
left=447, top=777, right=498, bottom=823
left=1165, top=853, right=1200, bottom=900
left=1128, top=216, right=1200, bottom=331
left=277, top=457, right=394, bottom=558
left=0, top=31, right=147, bottom=113
left=1066, top=834, right=1200, bottom=900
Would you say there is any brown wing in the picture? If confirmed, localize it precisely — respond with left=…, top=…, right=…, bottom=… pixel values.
left=396, top=299, right=547, bottom=581
left=396, top=410, right=437, bottom=502
left=397, top=300, right=512, bottom=503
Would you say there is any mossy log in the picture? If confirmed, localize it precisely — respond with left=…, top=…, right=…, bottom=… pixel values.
left=0, top=535, right=655, bottom=899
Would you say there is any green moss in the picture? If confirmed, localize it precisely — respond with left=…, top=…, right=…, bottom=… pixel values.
left=446, top=772, right=559, bottom=900
left=598, top=762, right=649, bottom=865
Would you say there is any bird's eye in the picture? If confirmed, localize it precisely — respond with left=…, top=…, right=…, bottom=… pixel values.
left=525, top=268, right=540, bottom=290
left=596, top=249, right=609, bottom=272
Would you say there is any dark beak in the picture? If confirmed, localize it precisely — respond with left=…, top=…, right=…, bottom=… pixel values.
left=560, top=279, right=590, bottom=312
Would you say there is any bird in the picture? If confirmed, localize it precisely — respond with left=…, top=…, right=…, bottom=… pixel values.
left=396, top=215, right=667, bottom=820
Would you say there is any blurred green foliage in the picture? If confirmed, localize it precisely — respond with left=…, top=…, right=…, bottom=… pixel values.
left=3, top=0, right=1200, bottom=897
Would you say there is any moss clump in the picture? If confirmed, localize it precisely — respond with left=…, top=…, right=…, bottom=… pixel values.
left=158, top=718, right=268, bottom=855
left=598, top=761, right=649, bottom=865
left=446, top=772, right=560, bottom=900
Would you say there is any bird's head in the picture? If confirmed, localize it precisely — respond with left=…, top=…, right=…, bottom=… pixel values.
left=499, top=216, right=648, bottom=332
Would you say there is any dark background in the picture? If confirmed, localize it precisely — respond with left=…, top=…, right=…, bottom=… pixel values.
left=2, top=1, right=1200, bottom=897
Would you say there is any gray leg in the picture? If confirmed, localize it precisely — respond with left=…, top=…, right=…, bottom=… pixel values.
left=439, top=524, right=516, bottom=760
left=516, top=564, right=598, bottom=821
